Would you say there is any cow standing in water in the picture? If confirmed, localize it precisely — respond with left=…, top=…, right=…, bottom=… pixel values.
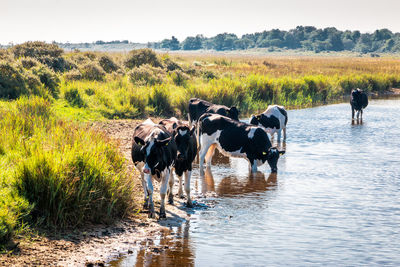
left=198, top=113, right=285, bottom=174
left=131, top=119, right=177, bottom=218
left=159, top=117, right=197, bottom=207
left=188, top=98, right=239, bottom=125
left=250, top=105, right=288, bottom=142
left=350, top=88, right=368, bottom=120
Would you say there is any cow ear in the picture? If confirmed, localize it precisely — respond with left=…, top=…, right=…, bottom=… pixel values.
left=134, top=137, right=145, bottom=146
left=156, top=137, right=171, bottom=147
left=279, top=150, right=285, bottom=156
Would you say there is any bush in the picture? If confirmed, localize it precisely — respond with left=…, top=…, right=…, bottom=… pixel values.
left=12, top=41, right=63, bottom=59
left=10, top=42, right=75, bottom=72
left=0, top=61, right=28, bottom=99
left=31, top=65, right=60, bottom=98
left=124, top=49, right=162, bottom=69
left=80, top=63, right=106, bottom=81
left=163, top=57, right=182, bottom=71
left=202, top=70, right=218, bottom=80
left=64, top=88, right=86, bottom=107
left=148, top=85, right=172, bottom=116
left=128, top=64, right=165, bottom=85
left=64, top=69, right=83, bottom=81
left=99, top=55, right=119, bottom=73
left=19, top=57, right=40, bottom=69
left=170, top=69, right=189, bottom=86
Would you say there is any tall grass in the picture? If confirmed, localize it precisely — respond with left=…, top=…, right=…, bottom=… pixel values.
left=0, top=97, right=135, bottom=246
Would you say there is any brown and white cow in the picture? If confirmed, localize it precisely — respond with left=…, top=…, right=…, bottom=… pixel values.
left=131, top=119, right=177, bottom=218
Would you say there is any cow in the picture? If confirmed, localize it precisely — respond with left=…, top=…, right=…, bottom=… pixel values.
left=188, top=98, right=239, bottom=125
left=159, top=117, right=197, bottom=207
left=350, top=88, right=368, bottom=120
left=250, top=105, right=288, bottom=142
left=131, top=119, right=177, bottom=218
left=198, top=113, right=285, bottom=174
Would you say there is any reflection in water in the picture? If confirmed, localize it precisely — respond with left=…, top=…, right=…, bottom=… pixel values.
left=351, top=118, right=363, bottom=125
left=200, top=167, right=215, bottom=195
left=217, top=172, right=277, bottom=197
left=110, top=221, right=195, bottom=267
left=210, top=149, right=230, bottom=165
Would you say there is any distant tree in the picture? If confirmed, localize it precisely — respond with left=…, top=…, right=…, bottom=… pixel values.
left=182, top=35, right=203, bottom=50
left=160, top=36, right=180, bottom=50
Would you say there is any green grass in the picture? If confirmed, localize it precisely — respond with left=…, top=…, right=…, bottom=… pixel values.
left=0, top=97, right=135, bottom=247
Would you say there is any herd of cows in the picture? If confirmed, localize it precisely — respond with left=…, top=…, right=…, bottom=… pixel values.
left=131, top=88, right=368, bottom=218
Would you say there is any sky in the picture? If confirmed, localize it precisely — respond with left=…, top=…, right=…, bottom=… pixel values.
left=2, top=0, right=400, bottom=44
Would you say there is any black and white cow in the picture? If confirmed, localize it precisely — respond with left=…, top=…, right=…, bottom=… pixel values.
left=131, top=119, right=177, bottom=218
left=188, top=98, right=239, bottom=125
left=250, top=105, right=288, bottom=142
left=159, top=117, right=197, bottom=207
left=350, top=88, right=368, bottom=120
left=198, top=113, right=285, bottom=174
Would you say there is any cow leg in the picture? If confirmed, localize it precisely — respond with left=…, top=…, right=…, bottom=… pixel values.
left=283, top=127, right=287, bottom=141
left=360, top=109, right=363, bottom=120
left=177, top=175, right=184, bottom=198
left=199, top=138, right=213, bottom=176
left=277, top=129, right=282, bottom=142
left=141, top=172, right=150, bottom=209
left=184, top=170, right=193, bottom=208
left=205, top=143, right=217, bottom=167
left=250, top=160, right=258, bottom=173
left=159, top=170, right=170, bottom=219
left=168, top=171, right=174, bottom=205
left=145, top=174, right=155, bottom=218
left=352, top=107, right=355, bottom=120
left=136, top=163, right=149, bottom=209
left=356, top=110, right=360, bottom=120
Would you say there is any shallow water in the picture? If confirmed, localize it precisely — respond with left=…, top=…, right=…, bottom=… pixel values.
left=110, top=98, right=400, bottom=266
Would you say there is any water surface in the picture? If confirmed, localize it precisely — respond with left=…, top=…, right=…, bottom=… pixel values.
left=111, top=98, right=400, bottom=266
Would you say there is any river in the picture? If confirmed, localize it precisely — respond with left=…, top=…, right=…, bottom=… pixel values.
left=110, top=98, right=400, bottom=266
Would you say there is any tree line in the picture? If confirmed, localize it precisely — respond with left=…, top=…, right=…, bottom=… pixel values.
left=148, top=26, right=400, bottom=53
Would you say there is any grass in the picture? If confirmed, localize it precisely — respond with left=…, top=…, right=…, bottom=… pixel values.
left=0, top=97, right=135, bottom=248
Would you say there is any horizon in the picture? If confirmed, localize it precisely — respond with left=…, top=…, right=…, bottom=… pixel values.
left=2, top=0, right=400, bottom=45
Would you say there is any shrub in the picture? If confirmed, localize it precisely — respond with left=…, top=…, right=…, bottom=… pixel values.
left=170, top=69, right=189, bottom=86
left=80, top=63, right=106, bottom=81
left=12, top=41, right=63, bottom=59
left=163, top=57, right=182, bottom=71
left=202, top=70, right=218, bottom=80
left=64, top=69, right=83, bottom=81
left=10, top=42, right=75, bottom=72
left=124, top=49, right=162, bottom=69
left=128, top=64, right=165, bottom=85
left=31, top=65, right=60, bottom=98
left=0, top=61, right=28, bottom=99
left=99, top=55, right=119, bottom=73
left=148, top=85, right=172, bottom=116
left=19, top=57, right=40, bottom=69
left=64, top=88, right=86, bottom=107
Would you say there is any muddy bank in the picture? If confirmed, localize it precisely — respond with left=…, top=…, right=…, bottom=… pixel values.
left=0, top=119, right=193, bottom=266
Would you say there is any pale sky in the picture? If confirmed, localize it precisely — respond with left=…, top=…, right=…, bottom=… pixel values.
left=1, top=0, right=400, bottom=44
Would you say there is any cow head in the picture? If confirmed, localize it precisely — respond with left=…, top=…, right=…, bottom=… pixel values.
left=134, top=134, right=171, bottom=177
left=250, top=114, right=261, bottom=125
left=262, top=147, right=285, bottom=173
left=174, top=125, right=196, bottom=162
left=229, top=106, right=239, bottom=120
